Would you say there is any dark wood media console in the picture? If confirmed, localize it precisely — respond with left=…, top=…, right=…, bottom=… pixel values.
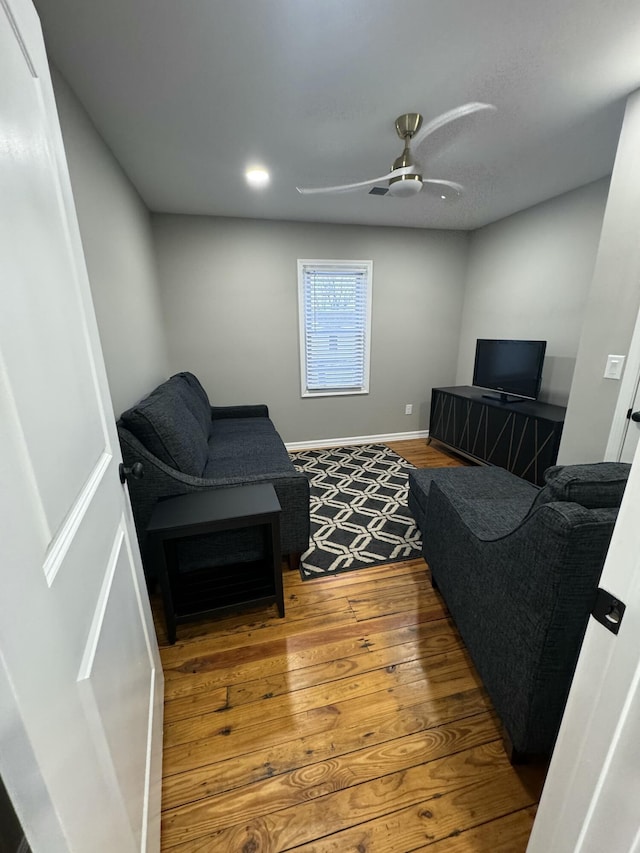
left=429, top=386, right=566, bottom=486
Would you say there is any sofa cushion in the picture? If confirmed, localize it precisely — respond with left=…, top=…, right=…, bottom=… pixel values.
left=169, top=373, right=212, bottom=439
left=120, top=381, right=208, bottom=477
left=178, top=372, right=211, bottom=412
left=204, top=417, right=294, bottom=479
left=540, top=462, right=631, bottom=509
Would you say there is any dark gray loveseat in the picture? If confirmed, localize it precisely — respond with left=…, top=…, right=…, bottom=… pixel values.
left=117, top=372, right=310, bottom=581
left=408, top=461, right=630, bottom=759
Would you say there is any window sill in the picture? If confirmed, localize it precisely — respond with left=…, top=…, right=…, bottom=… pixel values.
left=302, top=389, right=369, bottom=398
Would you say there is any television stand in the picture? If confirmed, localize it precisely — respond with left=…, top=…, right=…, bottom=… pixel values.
left=429, top=386, right=566, bottom=486
left=481, top=392, right=520, bottom=404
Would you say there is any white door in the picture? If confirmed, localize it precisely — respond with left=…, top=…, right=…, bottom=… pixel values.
left=0, top=1, right=163, bottom=851
left=527, top=428, right=640, bottom=849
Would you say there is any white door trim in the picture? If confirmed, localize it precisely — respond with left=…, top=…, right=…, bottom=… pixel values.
left=605, top=289, right=640, bottom=462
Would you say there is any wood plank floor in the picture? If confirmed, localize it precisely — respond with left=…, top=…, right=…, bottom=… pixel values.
left=154, top=439, right=546, bottom=852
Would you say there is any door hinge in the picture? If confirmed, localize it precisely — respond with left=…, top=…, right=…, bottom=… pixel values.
left=592, top=587, right=626, bottom=635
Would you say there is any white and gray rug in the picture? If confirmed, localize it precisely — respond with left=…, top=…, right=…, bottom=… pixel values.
left=290, top=443, right=422, bottom=579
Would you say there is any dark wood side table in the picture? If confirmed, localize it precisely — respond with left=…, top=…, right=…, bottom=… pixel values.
left=147, top=483, right=283, bottom=644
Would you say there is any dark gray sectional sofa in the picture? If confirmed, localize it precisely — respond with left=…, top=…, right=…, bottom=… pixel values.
left=117, top=372, right=310, bottom=580
left=408, top=461, right=630, bottom=759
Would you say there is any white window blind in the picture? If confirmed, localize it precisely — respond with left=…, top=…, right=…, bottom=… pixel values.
left=298, top=260, right=372, bottom=397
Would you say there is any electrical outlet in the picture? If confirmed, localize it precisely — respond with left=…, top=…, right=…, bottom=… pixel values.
left=405, top=403, right=413, bottom=415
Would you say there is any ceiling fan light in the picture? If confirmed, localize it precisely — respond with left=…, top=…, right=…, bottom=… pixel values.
left=388, top=174, right=422, bottom=197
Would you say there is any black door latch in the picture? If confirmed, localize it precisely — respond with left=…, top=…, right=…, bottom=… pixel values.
left=592, top=587, right=626, bottom=635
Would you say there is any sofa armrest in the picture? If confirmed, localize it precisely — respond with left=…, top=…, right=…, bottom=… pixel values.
left=118, top=427, right=309, bottom=564
left=210, top=404, right=269, bottom=419
left=419, top=470, right=538, bottom=547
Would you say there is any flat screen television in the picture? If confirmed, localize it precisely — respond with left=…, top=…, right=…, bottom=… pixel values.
left=472, top=339, right=547, bottom=403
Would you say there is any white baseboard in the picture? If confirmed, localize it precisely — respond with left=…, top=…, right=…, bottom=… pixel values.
left=285, top=429, right=429, bottom=452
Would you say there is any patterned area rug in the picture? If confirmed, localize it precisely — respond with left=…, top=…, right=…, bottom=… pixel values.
left=290, top=443, right=422, bottom=579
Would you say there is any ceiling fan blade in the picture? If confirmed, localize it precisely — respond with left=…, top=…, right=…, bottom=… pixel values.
left=296, top=165, right=417, bottom=195
left=421, top=179, right=465, bottom=198
left=412, top=103, right=496, bottom=151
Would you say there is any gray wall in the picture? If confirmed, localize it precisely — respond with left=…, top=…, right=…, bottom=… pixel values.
left=455, top=179, right=609, bottom=406
left=52, top=70, right=169, bottom=415
left=560, top=90, right=640, bottom=463
left=152, top=215, right=469, bottom=443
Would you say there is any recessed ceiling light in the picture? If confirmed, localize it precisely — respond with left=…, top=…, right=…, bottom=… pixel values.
left=245, top=168, right=270, bottom=188
left=440, top=194, right=447, bottom=200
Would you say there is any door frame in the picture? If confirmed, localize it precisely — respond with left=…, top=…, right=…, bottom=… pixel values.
left=605, top=299, right=640, bottom=461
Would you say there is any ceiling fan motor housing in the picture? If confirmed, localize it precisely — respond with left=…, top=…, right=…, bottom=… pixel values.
left=395, top=113, right=423, bottom=139
left=389, top=128, right=423, bottom=196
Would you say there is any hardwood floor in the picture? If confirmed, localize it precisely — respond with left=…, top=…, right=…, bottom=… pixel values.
left=154, top=439, right=546, bottom=852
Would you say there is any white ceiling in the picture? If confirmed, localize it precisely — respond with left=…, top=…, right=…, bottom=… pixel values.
left=34, top=0, right=640, bottom=229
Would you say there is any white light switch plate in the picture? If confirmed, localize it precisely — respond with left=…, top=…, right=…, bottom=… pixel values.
left=604, top=354, right=625, bottom=380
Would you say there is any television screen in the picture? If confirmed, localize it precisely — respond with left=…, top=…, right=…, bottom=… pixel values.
left=473, top=339, right=547, bottom=401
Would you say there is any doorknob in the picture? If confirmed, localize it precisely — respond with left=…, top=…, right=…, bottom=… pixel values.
left=631, top=411, right=640, bottom=423
left=119, top=462, right=144, bottom=484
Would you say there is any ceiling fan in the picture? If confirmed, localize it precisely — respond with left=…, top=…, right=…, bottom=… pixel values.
left=296, top=102, right=496, bottom=199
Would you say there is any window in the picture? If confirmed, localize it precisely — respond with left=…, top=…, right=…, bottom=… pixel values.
left=298, top=259, right=373, bottom=397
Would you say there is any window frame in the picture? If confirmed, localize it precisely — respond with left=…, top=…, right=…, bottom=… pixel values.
left=297, top=259, right=373, bottom=398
